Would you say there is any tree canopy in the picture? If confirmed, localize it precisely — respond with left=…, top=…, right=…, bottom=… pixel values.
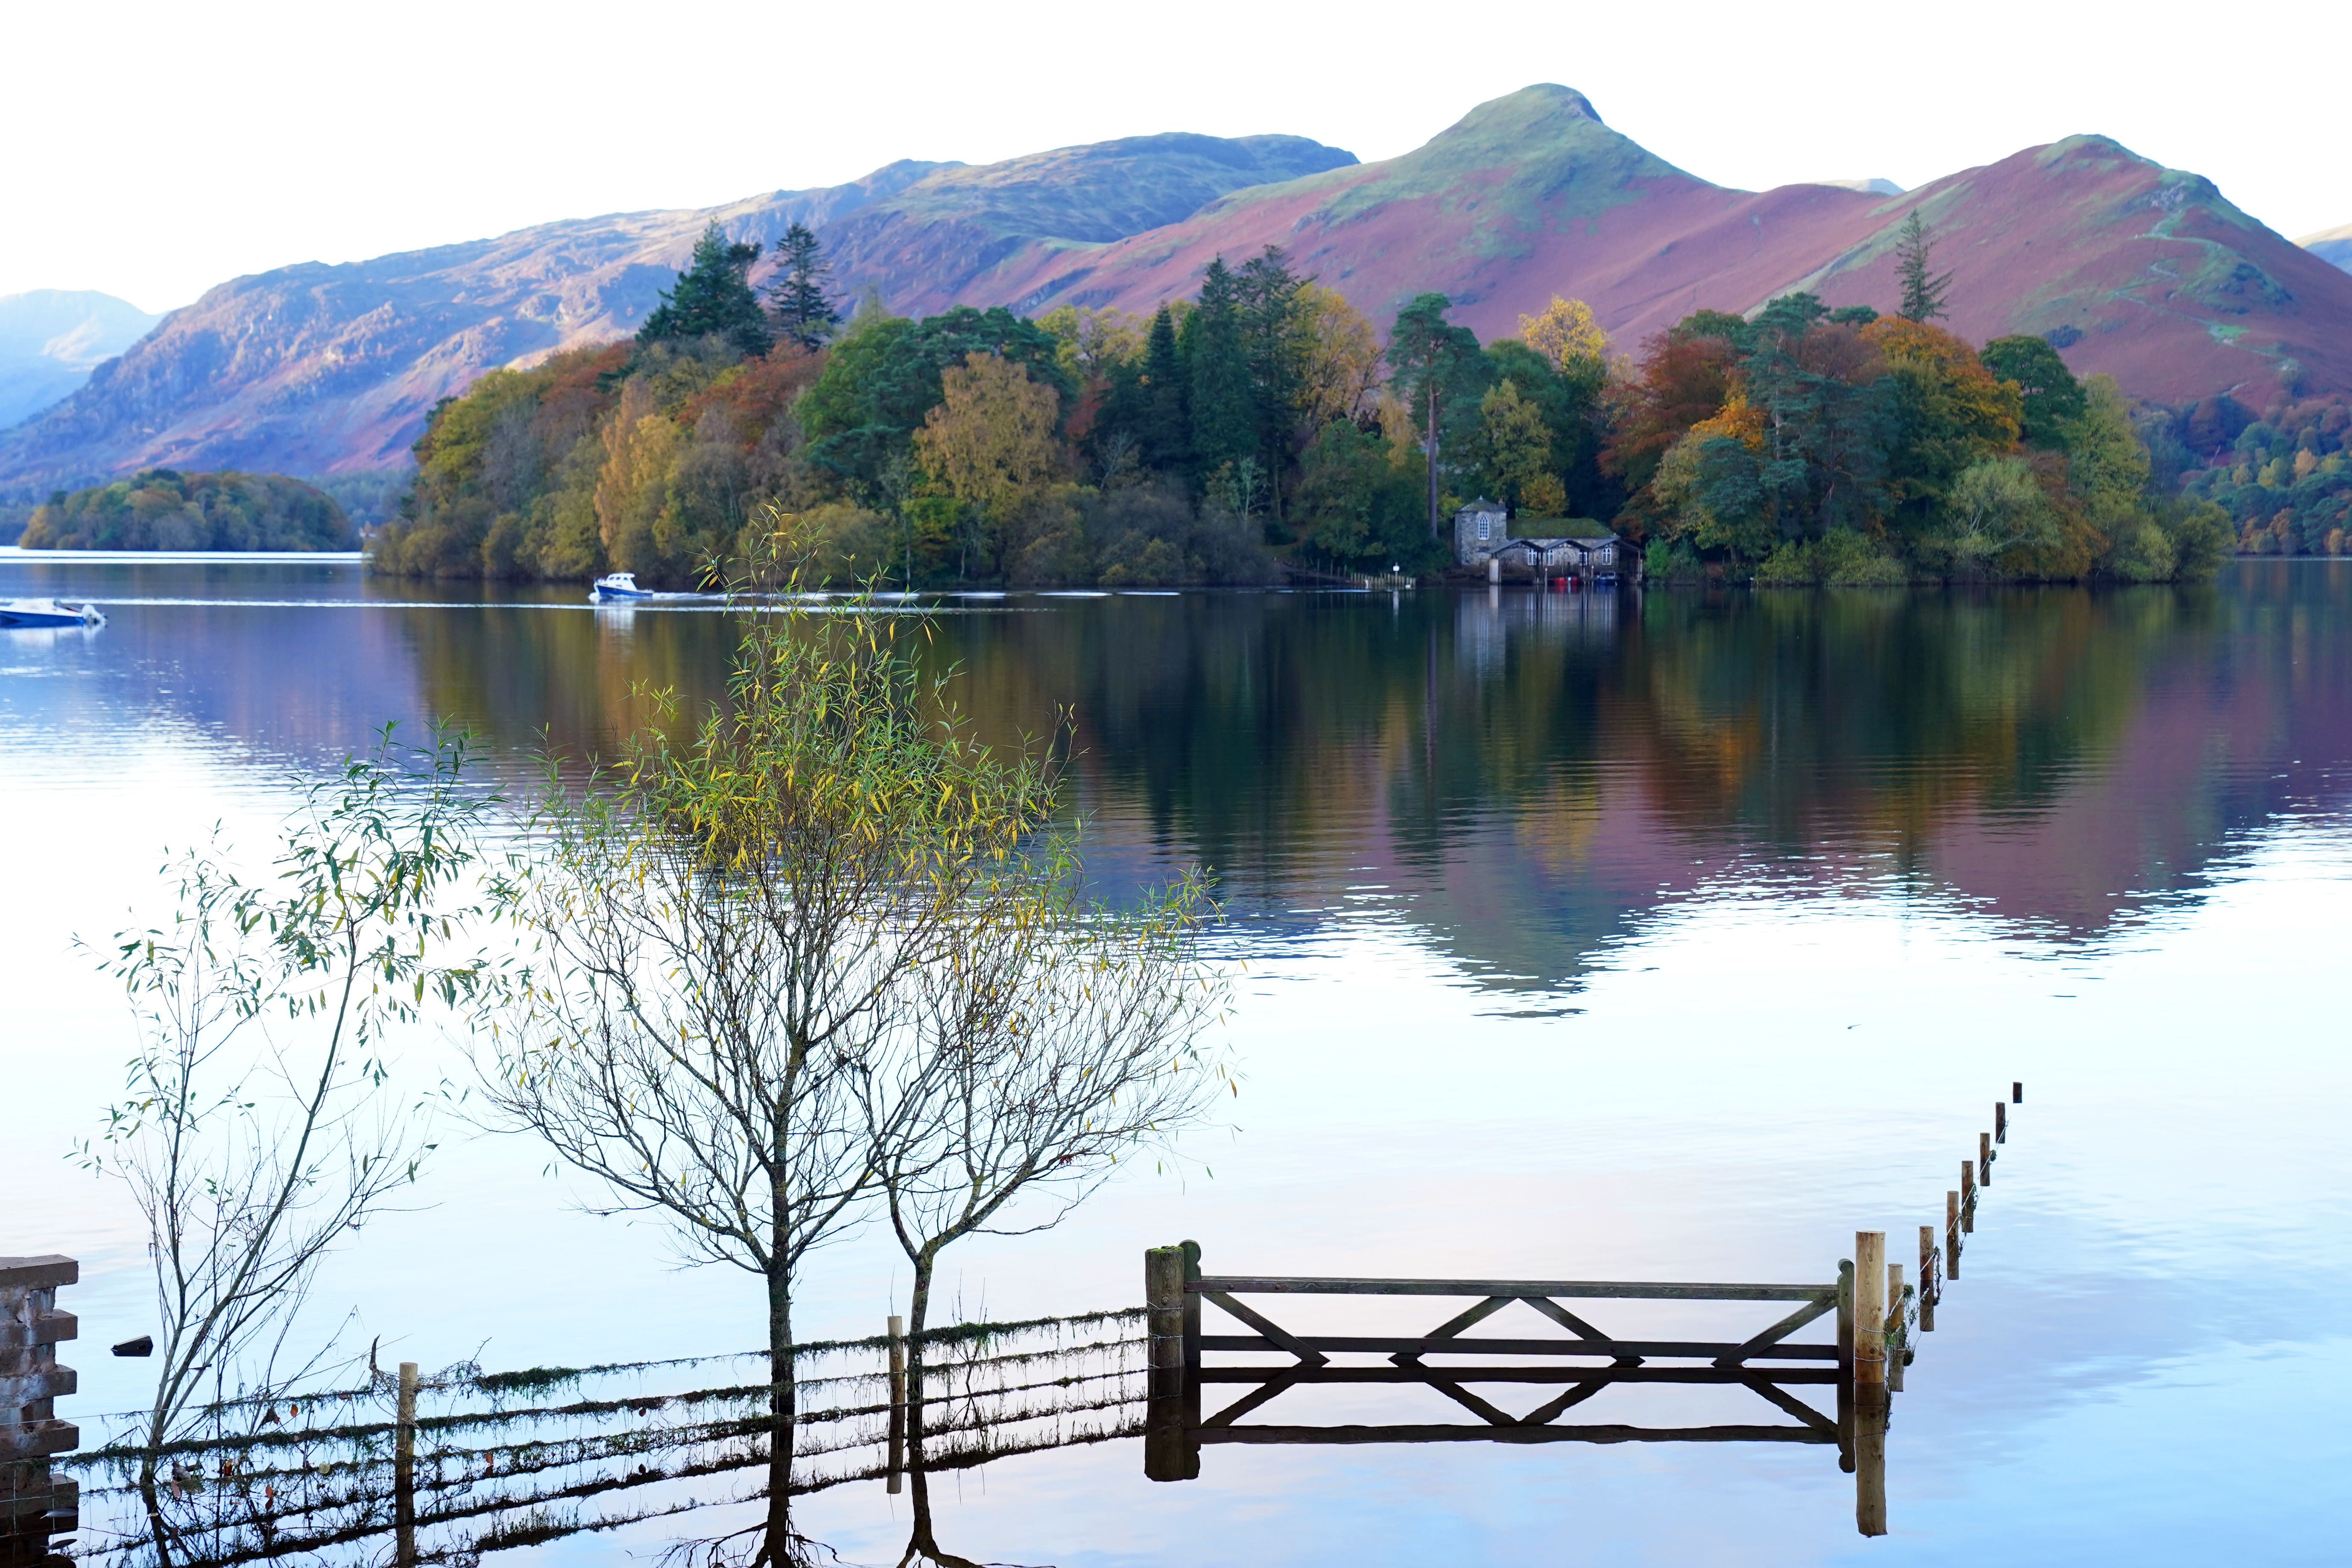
left=638, top=222, right=772, bottom=358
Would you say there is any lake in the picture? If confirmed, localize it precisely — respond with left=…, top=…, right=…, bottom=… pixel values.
left=4, top=553, right=2349, bottom=1565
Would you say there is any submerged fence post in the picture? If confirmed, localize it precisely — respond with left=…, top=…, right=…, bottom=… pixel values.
left=1834, top=1259, right=1855, bottom=1474
left=886, top=1316, right=905, bottom=1495
left=395, top=1360, right=418, bottom=1567
left=1946, top=1190, right=1962, bottom=1276
left=1995, top=1101, right=2007, bottom=1144
left=1853, top=1233, right=1887, bottom=1411
left=1960, top=1160, right=1976, bottom=1233
left=1143, top=1246, right=1191, bottom=1482
left=1854, top=1392, right=1889, bottom=1537
left=1885, top=1263, right=1906, bottom=1393
left=1918, top=1225, right=1936, bottom=1333
left=1180, top=1240, right=1203, bottom=1472
left=0, top=1256, right=77, bottom=1568
left=2013, top=1081, right=2023, bottom=1104
left=1980, top=1131, right=1993, bottom=1185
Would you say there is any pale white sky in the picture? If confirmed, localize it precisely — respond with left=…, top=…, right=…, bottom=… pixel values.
left=7, top=0, right=2346, bottom=312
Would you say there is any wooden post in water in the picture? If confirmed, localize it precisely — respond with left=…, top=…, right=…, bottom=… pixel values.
left=1945, top=1191, right=1961, bottom=1277
left=886, top=1316, right=905, bottom=1495
left=1960, top=1160, right=1975, bottom=1233
left=1143, top=1247, right=1190, bottom=1482
left=1995, top=1101, right=2007, bottom=1144
left=1884, top=1263, right=1906, bottom=1393
left=1834, top=1258, right=1855, bottom=1474
left=1854, top=1391, right=1889, bottom=1537
left=1918, top=1225, right=1936, bottom=1333
left=1853, top=1233, right=1887, bottom=1410
left=395, top=1360, right=418, bottom=1567
left=0, top=1255, right=78, bottom=1567
left=1980, top=1131, right=1993, bottom=1186
left=1180, top=1240, right=1203, bottom=1469
left=2013, top=1081, right=2023, bottom=1104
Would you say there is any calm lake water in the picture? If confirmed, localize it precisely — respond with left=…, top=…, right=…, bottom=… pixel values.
left=5, top=553, right=2350, bottom=1564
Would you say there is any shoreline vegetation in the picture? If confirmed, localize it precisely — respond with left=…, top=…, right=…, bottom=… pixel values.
left=338, top=220, right=2320, bottom=589
left=18, top=469, right=355, bottom=552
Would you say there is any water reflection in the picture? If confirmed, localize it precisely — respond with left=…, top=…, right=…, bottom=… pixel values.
left=7, top=562, right=2349, bottom=999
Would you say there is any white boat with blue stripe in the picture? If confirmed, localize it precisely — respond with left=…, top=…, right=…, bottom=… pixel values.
left=589, top=572, right=655, bottom=603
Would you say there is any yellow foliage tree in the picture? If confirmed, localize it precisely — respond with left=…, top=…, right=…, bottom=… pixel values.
left=1296, top=283, right=1384, bottom=429
left=1480, top=379, right=1554, bottom=514
left=1518, top=295, right=1610, bottom=375
left=912, top=352, right=1062, bottom=521
left=1035, top=305, right=1146, bottom=383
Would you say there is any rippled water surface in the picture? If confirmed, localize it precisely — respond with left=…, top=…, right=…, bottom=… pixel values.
left=5, top=554, right=2349, bottom=1565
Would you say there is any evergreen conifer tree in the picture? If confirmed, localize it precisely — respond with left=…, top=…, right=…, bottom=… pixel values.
left=766, top=222, right=841, bottom=351
left=1137, top=304, right=1192, bottom=473
left=1237, top=247, right=1307, bottom=529
left=1894, top=212, right=1954, bottom=323
left=1187, top=260, right=1255, bottom=480
left=638, top=222, right=772, bottom=358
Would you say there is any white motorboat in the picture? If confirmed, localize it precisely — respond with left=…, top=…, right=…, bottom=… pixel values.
left=0, top=598, right=104, bottom=629
left=589, top=572, right=654, bottom=603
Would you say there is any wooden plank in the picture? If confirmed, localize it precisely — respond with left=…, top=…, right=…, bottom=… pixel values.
left=1519, top=1297, right=1643, bottom=1366
left=0, top=1420, right=76, bottom=1460
left=0, top=1258, right=76, bottom=1292
left=1518, top=1380, right=1609, bottom=1425
left=1198, top=1423, right=1834, bottom=1446
left=1199, top=1334, right=1839, bottom=1361
left=1390, top=1296, right=1512, bottom=1366
left=1198, top=1365, right=1840, bottom=1387
left=1194, top=1276, right=1833, bottom=1302
left=1712, top=1296, right=1834, bottom=1366
left=0, top=1369, right=74, bottom=1405
left=1201, top=1375, right=1301, bottom=1429
left=1739, top=1375, right=1838, bottom=1436
left=0, top=1313, right=75, bottom=1352
left=1198, top=1292, right=1328, bottom=1367
left=1424, top=1380, right=1521, bottom=1428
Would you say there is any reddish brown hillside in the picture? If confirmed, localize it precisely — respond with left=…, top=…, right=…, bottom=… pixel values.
left=1000, top=89, right=2352, bottom=407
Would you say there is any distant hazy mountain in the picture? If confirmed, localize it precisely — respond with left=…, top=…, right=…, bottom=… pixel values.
left=0, top=290, right=161, bottom=431
left=1816, top=178, right=1905, bottom=195
left=2299, top=222, right=2352, bottom=272
left=6, top=89, right=2349, bottom=489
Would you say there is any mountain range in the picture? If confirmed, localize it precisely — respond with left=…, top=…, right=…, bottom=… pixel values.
left=0, top=290, right=162, bottom=432
left=5, top=85, right=2350, bottom=491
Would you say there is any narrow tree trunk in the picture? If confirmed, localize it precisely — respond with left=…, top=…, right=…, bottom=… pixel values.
left=765, top=1188, right=794, bottom=1562
left=905, top=1252, right=935, bottom=1463
left=1426, top=396, right=1441, bottom=538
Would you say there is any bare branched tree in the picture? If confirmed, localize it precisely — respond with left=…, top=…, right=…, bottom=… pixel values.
left=78, top=725, right=498, bottom=1559
left=476, top=533, right=1056, bottom=1556
left=869, top=858, right=1227, bottom=1423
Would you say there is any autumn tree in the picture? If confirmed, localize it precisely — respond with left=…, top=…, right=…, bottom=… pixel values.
left=765, top=222, right=840, bottom=351
left=1475, top=380, right=1556, bottom=515
left=1893, top=212, right=1953, bottom=324
left=1518, top=296, right=1610, bottom=377
left=1294, top=284, right=1382, bottom=430
left=913, top=352, right=1063, bottom=576
left=1979, top=335, right=2086, bottom=445
left=639, top=221, right=772, bottom=358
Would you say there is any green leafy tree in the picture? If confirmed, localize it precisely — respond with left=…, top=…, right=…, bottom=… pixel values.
left=638, top=222, right=772, bottom=358
left=1979, top=335, right=2086, bottom=445
left=766, top=222, right=840, bottom=351
left=1386, top=293, right=1485, bottom=537
left=1893, top=212, right=1953, bottom=324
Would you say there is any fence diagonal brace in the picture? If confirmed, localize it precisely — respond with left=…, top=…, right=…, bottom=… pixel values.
left=1711, top=1295, right=1835, bottom=1368
left=1424, top=1379, right=1520, bottom=1428
left=1391, top=1296, right=1514, bottom=1366
left=1737, top=1375, right=1838, bottom=1435
left=1517, top=1379, right=1609, bottom=1426
left=1202, top=1374, right=1300, bottom=1429
left=1201, top=1291, right=1329, bottom=1367
left=1521, top=1297, right=1645, bottom=1366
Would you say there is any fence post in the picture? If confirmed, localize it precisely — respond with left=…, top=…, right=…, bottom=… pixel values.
left=1834, top=1258, right=1855, bottom=1474
left=1945, top=1190, right=1962, bottom=1277
left=1918, top=1225, right=1936, bottom=1333
left=1179, top=1240, right=1202, bottom=1474
left=1855, top=1393, right=1889, bottom=1537
left=2013, top=1081, right=2023, bottom=1104
left=1143, top=1246, right=1189, bottom=1482
left=1960, top=1160, right=1975, bottom=1233
left=886, top=1316, right=905, bottom=1495
left=1980, top=1131, right=1993, bottom=1186
left=1853, top=1233, right=1886, bottom=1412
left=1884, top=1263, right=1906, bottom=1393
left=0, top=1256, right=77, bottom=1568
left=1995, top=1101, right=2006, bottom=1144
left=395, top=1360, right=418, bottom=1567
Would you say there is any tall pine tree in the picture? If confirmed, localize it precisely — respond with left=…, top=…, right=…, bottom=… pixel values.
left=1136, top=303, right=1191, bottom=473
left=1237, top=247, right=1307, bottom=531
left=1186, top=259, right=1255, bottom=482
left=1386, top=293, right=1483, bottom=536
left=766, top=222, right=841, bottom=351
left=638, top=222, right=772, bottom=358
left=1894, top=212, right=1953, bottom=323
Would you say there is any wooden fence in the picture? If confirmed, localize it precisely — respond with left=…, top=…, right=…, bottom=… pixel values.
left=1, top=1255, right=78, bottom=1568
left=1144, top=1080, right=2026, bottom=1537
